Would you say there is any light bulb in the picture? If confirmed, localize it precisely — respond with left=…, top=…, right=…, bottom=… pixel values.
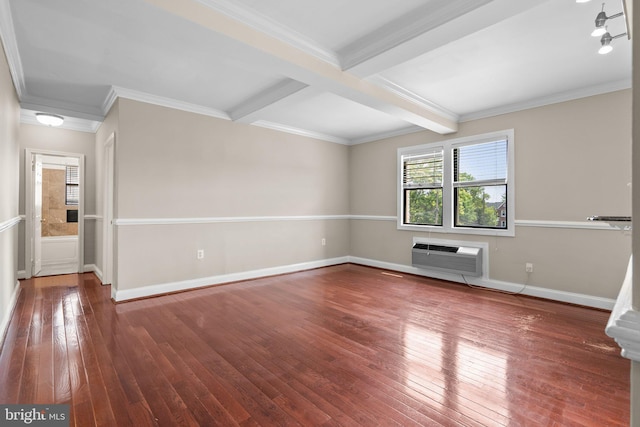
left=599, top=44, right=613, bottom=54
left=35, top=113, right=64, bottom=127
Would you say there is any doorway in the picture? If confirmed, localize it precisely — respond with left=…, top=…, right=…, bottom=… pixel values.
left=25, top=149, right=85, bottom=278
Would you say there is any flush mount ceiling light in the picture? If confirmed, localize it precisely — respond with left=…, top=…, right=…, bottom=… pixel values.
left=591, top=3, right=624, bottom=37
left=35, top=113, right=64, bottom=127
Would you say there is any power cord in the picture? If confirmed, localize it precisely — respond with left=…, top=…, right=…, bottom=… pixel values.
left=461, top=274, right=527, bottom=295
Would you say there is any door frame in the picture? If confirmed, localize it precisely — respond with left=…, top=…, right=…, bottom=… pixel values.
left=102, top=132, right=115, bottom=288
left=25, top=148, right=85, bottom=279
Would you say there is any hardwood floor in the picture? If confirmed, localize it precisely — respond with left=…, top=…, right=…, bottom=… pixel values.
left=0, top=264, right=629, bottom=426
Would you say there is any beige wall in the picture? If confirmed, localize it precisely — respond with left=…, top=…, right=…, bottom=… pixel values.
left=17, top=124, right=96, bottom=270
left=0, top=40, right=20, bottom=340
left=350, top=90, right=632, bottom=300
left=97, top=92, right=632, bottom=301
left=109, top=98, right=350, bottom=292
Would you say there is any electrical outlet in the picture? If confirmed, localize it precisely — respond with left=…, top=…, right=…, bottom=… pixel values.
left=197, top=249, right=204, bottom=260
left=321, top=238, right=326, bottom=246
left=525, top=263, right=533, bottom=273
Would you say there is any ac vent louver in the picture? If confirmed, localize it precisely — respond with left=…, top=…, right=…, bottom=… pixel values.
left=412, top=243, right=482, bottom=277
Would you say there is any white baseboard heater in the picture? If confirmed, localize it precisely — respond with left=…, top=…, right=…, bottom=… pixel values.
left=412, top=243, right=483, bottom=277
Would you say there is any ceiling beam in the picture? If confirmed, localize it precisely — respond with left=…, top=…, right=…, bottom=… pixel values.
left=338, top=0, right=492, bottom=74
left=143, top=0, right=458, bottom=134
left=229, top=78, right=309, bottom=123
left=343, top=0, right=544, bottom=78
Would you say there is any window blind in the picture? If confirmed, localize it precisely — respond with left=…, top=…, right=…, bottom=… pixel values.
left=402, top=150, right=443, bottom=189
left=454, top=139, right=507, bottom=184
left=66, top=165, right=79, bottom=185
left=66, top=165, right=79, bottom=205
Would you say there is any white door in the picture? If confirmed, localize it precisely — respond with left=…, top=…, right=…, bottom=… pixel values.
left=33, top=154, right=43, bottom=276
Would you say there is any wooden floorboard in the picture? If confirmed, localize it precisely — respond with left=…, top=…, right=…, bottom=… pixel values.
left=0, top=264, right=630, bottom=426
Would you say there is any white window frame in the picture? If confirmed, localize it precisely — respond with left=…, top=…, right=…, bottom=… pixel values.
left=397, top=129, right=515, bottom=237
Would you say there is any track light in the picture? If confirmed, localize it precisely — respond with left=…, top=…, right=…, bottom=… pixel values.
left=576, top=0, right=592, bottom=3
left=35, top=113, right=64, bottom=127
left=599, top=32, right=613, bottom=54
left=591, top=3, right=624, bottom=37
left=598, top=30, right=627, bottom=54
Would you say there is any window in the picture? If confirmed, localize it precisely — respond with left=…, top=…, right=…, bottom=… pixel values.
left=66, top=165, right=79, bottom=205
left=398, top=130, right=514, bottom=236
left=402, top=148, right=443, bottom=226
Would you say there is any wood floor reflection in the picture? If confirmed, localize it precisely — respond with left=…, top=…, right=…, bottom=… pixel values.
left=0, top=264, right=630, bottom=426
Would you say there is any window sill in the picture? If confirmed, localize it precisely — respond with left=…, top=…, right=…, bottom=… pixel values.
left=397, top=223, right=515, bottom=237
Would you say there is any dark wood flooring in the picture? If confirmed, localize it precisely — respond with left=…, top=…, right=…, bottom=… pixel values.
left=0, top=264, right=630, bottom=426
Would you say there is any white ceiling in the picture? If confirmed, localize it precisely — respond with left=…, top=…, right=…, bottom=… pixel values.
left=1, top=0, right=632, bottom=143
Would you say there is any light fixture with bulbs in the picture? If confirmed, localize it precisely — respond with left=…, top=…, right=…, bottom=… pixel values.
left=35, top=113, right=64, bottom=127
left=598, top=30, right=627, bottom=54
left=591, top=3, right=624, bottom=37
left=578, top=1, right=629, bottom=54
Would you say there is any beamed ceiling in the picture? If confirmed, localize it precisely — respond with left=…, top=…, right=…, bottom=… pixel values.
left=0, top=0, right=632, bottom=142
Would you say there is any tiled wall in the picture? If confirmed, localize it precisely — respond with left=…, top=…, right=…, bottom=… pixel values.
left=42, top=168, right=77, bottom=236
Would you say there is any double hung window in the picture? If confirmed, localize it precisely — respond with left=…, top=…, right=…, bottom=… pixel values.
left=398, top=130, right=514, bottom=236
left=402, top=148, right=444, bottom=226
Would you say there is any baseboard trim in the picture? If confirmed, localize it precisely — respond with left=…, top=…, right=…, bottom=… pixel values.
left=0, top=281, right=21, bottom=351
left=17, top=270, right=26, bottom=280
left=84, top=264, right=103, bottom=282
left=113, top=256, right=350, bottom=302
left=111, top=254, right=614, bottom=309
left=347, top=256, right=615, bottom=310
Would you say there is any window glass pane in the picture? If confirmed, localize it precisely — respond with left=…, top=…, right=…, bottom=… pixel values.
left=405, top=189, right=443, bottom=225
left=403, top=151, right=443, bottom=188
left=454, top=185, right=506, bottom=228
left=454, top=140, right=507, bottom=183
left=66, top=185, right=79, bottom=205
left=66, top=166, right=79, bottom=185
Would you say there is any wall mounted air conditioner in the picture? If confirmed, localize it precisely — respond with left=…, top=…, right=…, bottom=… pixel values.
left=412, top=243, right=482, bottom=277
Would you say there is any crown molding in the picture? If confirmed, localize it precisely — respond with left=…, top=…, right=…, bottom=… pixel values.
left=368, top=75, right=459, bottom=123
left=252, top=120, right=350, bottom=145
left=21, top=94, right=105, bottom=121
left=460, top=78, right=632, bottom=122
left=107, top=86, right=230, bottom=120
left=102, top=86, right=119, bottom=115
left=350, top=125, right=423, bottom=145
left=195, top=0, right=339, bottom=67
left=0, top=0, right=25, bottom=99
left=339, top=0, right=492, bottom=72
